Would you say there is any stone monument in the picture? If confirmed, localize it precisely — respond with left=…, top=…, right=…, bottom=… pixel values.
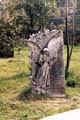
left=25, top=29, right=65, bottom=97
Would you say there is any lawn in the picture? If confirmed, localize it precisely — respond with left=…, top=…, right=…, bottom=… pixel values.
left=0, top=46, right=80, bottom=120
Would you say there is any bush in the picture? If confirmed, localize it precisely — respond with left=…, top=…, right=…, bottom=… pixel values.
left=65, top=70, right=78, bottom=88
left=66, top=80, right=77, bottom=88
left=0, top=18, right=15, bottom=58
left=0, top=35, right=14, bottom=58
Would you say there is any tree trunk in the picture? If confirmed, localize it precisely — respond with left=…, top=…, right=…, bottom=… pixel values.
left=69, top=14, right=75, bottom=63
left=65, top=0, right=75, bottom=73
left=65, top=0, right=70, bottom=72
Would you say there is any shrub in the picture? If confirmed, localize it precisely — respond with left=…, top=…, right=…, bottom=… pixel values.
left=66, top=80, right=77, bottom=88
left=65, top=70, right=78, bottom=88
left=0, top=35, right=14, bottom=58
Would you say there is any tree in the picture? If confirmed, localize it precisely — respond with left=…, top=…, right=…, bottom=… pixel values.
left=13, top=0, right=59, bottom=38
left=65, top=0, right=77, bottom=72
left=0, top=0, right=20, bottom=57
left=0, top=0, right=59, bottom=57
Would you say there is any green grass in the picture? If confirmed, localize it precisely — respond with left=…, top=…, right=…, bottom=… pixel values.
left=0, top=46, right=80, bottom=120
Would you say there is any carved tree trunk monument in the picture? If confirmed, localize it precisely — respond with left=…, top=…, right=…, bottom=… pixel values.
left=26, top=29, right=65, bottom=97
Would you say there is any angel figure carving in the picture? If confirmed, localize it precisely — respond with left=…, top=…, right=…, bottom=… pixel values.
left=36, top=48, right=50, bottom=94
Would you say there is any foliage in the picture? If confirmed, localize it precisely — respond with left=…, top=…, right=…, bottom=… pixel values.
left=66, top=80, right=76, bottom=88
left=66, top=69, right=80, bottom=88
left=0, top=0, right=59, bottom=57
left=0, top=17, right=14, bottom=57
left=65, top=46, right=80, bottom=88
left=0, top=0, right=22, bottom=57
left=10, top=0, right=59, bottom=38
left=66, top=70, right=77, bottom=88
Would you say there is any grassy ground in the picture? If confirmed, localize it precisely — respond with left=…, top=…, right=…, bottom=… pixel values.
left=0, top=46, right=80, bottom=120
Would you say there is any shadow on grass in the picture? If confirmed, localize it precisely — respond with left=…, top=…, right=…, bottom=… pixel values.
left=12, top=72, right=29, bottom=80
left=18, top=87, right=51, bottom=102
left=0, top=72, right=29, bottom=81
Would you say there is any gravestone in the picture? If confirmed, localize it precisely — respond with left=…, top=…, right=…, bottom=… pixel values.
left=25, top=29, right=65, bottom=97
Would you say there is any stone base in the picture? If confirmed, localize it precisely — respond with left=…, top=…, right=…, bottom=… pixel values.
left=31, top=86, right=65, bottom=98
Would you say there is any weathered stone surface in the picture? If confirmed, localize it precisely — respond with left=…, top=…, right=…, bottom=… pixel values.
left=25, top=29, right=65, bottom=97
